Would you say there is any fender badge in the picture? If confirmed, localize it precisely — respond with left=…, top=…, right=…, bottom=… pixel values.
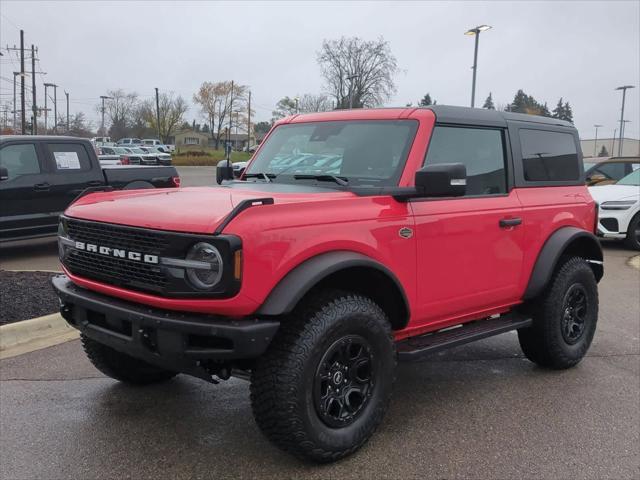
left=399, top=227, right=413, bottom=239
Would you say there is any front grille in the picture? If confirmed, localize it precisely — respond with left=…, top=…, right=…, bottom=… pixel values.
left=67, top=219, right=169, bottom=256
left=64, top=219, right=170, bottom=293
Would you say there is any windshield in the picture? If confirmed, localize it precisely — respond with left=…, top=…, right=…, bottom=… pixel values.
left=245, top=120, right=418, bottom=187
left=113, top=147, right=128, bottom=154
left=616, top=169, right=640, bottom=186
left=129, top=148, right=145, bottom=154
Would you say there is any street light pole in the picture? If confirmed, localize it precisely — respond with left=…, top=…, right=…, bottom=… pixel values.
left=465, top=25, right=492, bottom=108
left=593, top=124, right=602, bottom=157
left=611, top=128, right=617, bottom=157
left=615, top=85, right=635, bottom=156
left=65, top=91, right=69, bottom=133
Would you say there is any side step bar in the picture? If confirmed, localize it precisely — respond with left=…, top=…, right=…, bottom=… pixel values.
left=397, top=313, right=532, bottom=361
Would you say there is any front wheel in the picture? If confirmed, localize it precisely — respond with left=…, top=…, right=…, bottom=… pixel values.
left=250, top=291, right=396, bottom=463
left=624, top=213, right=640, bottom=250
left=518, top=257, right=598, bottom=369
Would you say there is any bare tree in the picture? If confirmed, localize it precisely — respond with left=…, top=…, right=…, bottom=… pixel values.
left=299, top=93, right=333, bottom=113
left=141, top=93, right=188, bottom=143
left=56, top=112, right=95, bottom=137
left=317, top=36, right=398, bottom=109
left=98, top=89, right=138, bottom=140
left=193, top=81, right=249, bottom=149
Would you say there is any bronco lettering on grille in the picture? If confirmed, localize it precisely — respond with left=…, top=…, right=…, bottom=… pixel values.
left=74, top=241, right=159, bottom=264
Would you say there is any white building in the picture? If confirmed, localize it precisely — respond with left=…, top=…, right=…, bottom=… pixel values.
left=581, top=137, right=639, bottom=158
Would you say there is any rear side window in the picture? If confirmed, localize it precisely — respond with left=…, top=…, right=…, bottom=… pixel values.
left=0, top=143, right=41, bottom=180
left=47, top=143, right=92, bottom=171
left=519, top=129, right=580, bottom=182
left=425, top=126, right=507, bottom=196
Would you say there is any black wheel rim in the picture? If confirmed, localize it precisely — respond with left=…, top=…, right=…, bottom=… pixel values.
left=314, top=335, right=374, bottom=428
left=561, top=283, right=588, bottom=344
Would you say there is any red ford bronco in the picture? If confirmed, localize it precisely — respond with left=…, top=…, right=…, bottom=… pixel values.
left=53, top=106, right=603, bottom=462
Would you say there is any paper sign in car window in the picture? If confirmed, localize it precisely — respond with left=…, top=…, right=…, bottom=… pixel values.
left=54, top=151, right=81, bottom=169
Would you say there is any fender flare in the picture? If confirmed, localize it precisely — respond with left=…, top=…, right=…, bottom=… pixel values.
left=257, top=251, right=410, bottom=319
left=523, top=226, right=603, bottom=300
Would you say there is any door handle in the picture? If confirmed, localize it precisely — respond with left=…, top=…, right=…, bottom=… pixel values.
left=33, top=183, right=50, bottom=192
left=499, top=217, right=522, bottom=228
left=86, top=180, right=103, bottom=187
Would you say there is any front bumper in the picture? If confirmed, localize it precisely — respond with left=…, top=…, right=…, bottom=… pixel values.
left=52, top=275, right=279, bottom=379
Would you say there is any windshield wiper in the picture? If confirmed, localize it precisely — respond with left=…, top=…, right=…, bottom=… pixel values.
left=293, top=174, right=349, bottom=186
left=243, top=172, right=275, bottom=183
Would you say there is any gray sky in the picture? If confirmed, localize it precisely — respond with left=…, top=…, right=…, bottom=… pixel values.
left=1, top=0, right=638, bottom=140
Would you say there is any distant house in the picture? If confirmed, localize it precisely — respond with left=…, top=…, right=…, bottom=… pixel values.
left=172, top=130, right=210, bottom=147
left=211, top=132, right=252, bottom=150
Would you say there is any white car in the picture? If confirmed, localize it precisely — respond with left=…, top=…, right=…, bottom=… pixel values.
left=589, top=168, right=640, bottom=250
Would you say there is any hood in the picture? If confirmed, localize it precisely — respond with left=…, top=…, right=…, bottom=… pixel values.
left=588, top=184, right=640, bottom=203
left=65, top=184, right=354, bottom=234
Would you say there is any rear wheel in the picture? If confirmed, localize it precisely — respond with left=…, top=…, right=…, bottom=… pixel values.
left=518, top=257, right=598, bottom=369
left=250, top=291, right=396, bottom=463
left=624, top=213, right=640, bottom=250
left=81, top=335, right=177, bottom=385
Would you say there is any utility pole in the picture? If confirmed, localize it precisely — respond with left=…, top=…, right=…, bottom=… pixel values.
left=615, top=85, right=635, bottom=156
left=99, top=95, right=112, bottom=136
left=53, top=85, right=58, bottom=133
left=227, top=81, right=234, bottom=160
left=65, top=91, right=69, bottom=133
left=593, top=124, right=602, bottom=157
left=155, top=87, right=161, bottom=142
left=20, top=30, right=25, bottom=134
left=247, top=90, right=251, bottom=150
left=13, top=72, right=20, bottom=133
left=31, top=45, right=37, bottom=134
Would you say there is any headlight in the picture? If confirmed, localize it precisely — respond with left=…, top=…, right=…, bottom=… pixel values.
left=185, top=242, right=223, bottom=290
left=601, top=200, right=637, bottom=211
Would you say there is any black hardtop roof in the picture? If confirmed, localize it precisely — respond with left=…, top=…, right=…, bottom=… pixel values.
left=424, top=105, right=575, bottom=128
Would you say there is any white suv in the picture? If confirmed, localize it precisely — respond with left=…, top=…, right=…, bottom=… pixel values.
left=589, top=168, right=640, bottom=250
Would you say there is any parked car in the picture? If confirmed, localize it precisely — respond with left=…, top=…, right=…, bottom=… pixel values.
left=97, top=146, right=133, bottom=166
left=116, top=138, right=142, bottom=146
left=141, top=139, right=172, bottom=153
left=0, top=135, right=180, bottom=242
left=91, top=136, right=112, bottom=146
left=232, top=160, right=247, bottom=178
left=52, top=106, right=602, bottom=463
left=583, top=156, right=639, bottom=186
left=589, top=168, right=640, bottom=249
left=122, top=146, right=158, bottom=165
left=140, top=146, right=172, bottom=166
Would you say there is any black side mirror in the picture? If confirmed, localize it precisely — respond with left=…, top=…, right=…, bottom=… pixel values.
left=216, top=159, right=234, bottom=184
left=415, top=163, right=466, bottom=197
left=0, top=166, right=8, bottom=181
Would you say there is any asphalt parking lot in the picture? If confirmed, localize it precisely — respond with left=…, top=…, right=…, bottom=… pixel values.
left=0, top=240, right=638, bottom=479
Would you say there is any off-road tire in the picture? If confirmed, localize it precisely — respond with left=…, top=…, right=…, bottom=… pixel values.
left=624, top=213, right=640, bottom=251
left=250, top=290, right=396, bottom=463
left=518, top=256, right=598, bottom=369
left=81, top=334, right=177, bottom=384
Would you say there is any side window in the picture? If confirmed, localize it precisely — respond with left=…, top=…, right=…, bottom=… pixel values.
left=0, top=143, right=41, bottom=180
left=519, top=129, right=580, bottom=182
left=595, top=162, right=627, bottom=180
left=46, top=143, right=91, bottom=171
left=425, top=126, right=507, bottom=196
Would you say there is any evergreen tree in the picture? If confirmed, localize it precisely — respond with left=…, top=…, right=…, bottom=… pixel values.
left=552, top=98, right=565, bottom=120
left=540, top=102, right=550, bottom=117
left=482, top=92, right=495, bottom=110
left=508, top=89, right=547, bottom=116
left=598, top=145, right=609, bottom=157
left=418, top=93, right=435, bottom=106
left=563, top=101, right=573, bottom=123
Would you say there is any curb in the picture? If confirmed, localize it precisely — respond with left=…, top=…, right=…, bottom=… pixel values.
left=0, top=313, right=79, bottom=360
